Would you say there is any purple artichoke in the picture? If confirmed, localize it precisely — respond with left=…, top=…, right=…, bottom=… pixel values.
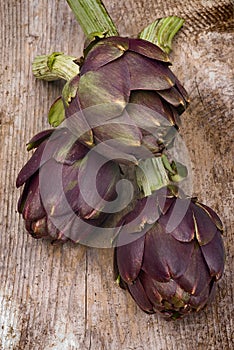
left=63, top=37, right=189, bottom=163
left=16, top=128, right=121, bottom=244
left=114, top=187, right=225, bottom=320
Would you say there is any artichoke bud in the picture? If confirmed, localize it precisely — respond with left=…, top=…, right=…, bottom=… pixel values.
left=114, top=186, right=225, bottom=319
left=60, top=36, right=189, bottom=162
left=17, top=127, right=121, bottom=243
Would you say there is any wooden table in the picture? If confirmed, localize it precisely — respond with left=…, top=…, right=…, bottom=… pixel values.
left=0, top=1, right=233, bottom=349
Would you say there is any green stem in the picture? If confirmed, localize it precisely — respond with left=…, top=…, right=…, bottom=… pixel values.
left=32, top=52, right=80, bottom=81
left=139, top=16, right=184, bottom=54
left=66, top=0, right=118, bottom=37
left=136, top=157, right=170, bottom=197
left=136, top=155, right=188, bottom=197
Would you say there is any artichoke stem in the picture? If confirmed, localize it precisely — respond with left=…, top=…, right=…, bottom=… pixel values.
left=66, top=0, right=119, bottom=37
left=136, top=157, right=170, bottom=197
left=139, top=16, right=184, bottom=54
left=32, top=52, right=80, bottom=82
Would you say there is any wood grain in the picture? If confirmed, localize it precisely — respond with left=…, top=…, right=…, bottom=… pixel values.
left=0, top=1, right=233, bottom=349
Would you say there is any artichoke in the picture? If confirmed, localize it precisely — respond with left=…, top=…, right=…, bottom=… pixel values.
left=114, top=187, right=225, bottom=320
left=63, top=36, right=189, bottom=163
left=16, top=127, right=121, bottom=244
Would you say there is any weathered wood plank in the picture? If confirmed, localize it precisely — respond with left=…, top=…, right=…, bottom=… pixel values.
left=0, top=1, right=233, bottom=349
